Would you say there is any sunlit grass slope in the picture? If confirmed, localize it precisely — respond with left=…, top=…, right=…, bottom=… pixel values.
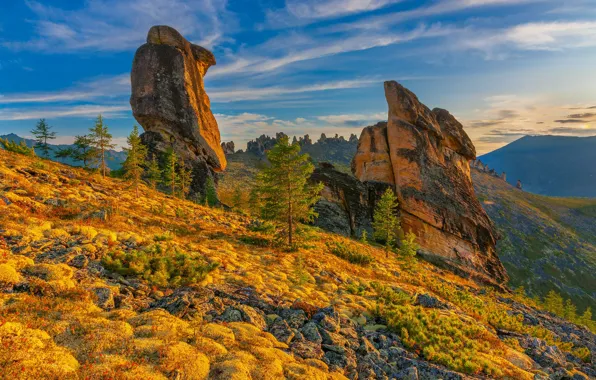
left=0, top=150, right=593, bottom=379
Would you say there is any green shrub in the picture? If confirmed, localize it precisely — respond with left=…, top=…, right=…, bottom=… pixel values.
left=239, top=235, right=272, bottom=247
left=0, top=138, right=36, bottom=156
left=102, top=244, right=218, bottom=287
left=326, top=241, right=373, bottom=266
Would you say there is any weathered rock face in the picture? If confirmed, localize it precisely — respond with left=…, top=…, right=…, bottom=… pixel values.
left=352, top=81, right=508, bottom=286
left=130, top=25, right=226, bottom=196
left=311, top=163, right=391, bottom=238
left=221, top=141, right=235, bottom=155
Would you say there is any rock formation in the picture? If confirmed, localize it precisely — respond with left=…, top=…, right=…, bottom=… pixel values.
left=311, top=163, right=391, bottom=238
left=471, top=159, right=507, bottom=182
left=130, top=25, right=226, bottom=197
left=221, top=141, right=235, bottom=155
left=352, top=81, right=508, bottom=286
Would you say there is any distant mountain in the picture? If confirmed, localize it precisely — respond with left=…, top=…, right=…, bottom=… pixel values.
left=0, top=133, right=127, bottom=170
left=479, top=135, right=596, bottom=197
left=473, top=168, right=596, bottom=311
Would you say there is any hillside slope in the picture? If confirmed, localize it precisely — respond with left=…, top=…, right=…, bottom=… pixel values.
left=0, top=150, right=594, bottom=379
left=472, top=169, right=596, bottom=312
left=1, top=133, right=127, bottom=170
left=478, top=135, right=596, bottom=197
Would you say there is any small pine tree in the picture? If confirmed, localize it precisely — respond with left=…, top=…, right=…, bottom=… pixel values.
left=177, top=160, right=193, bottom=198
left=54, top=147, right=73, bottom=162
left=579, top=307, right=592, bottom=327
left=204, top=177, right=218, bottom=207
left=89, top=115, right=115, bottom=177
left=373, top=188, right=400, bottom=256
left=232, top=187, right=242, bottom=209
left=563, top=299, right=577, bottom=321
left=163, top=148, right=178, bottom=195
left=30, top=119, right=56, bottom=158
left=71, top=135, right=97, bottom=168
left=146, top=155, right=162, bottom=190
left=248, top=185, right=261, bottom=216
left=123, top=126, right=148, bottom=197
left=543, top=290, right=564, bottom=316
left=360, top=230, right=368, bottom=244
left=256, top=135, right=323, bottom=247
left=397, top=231, right=419, bottom=270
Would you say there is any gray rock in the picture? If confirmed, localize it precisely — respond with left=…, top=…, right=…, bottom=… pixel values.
left=269, top=317, right=294, bottom=344
left=395, top=366, right=419, bottom=380
left=415, top=293, right=449, bottom=309
left=290, top=339, right=324, bottom=359
left=279, top=308, right=307, bottom=329
left=67, top=254, right=88, bottom=269
left=301, top=322, right=322, bottom=343
left=92, top=287, right=114, bottom=310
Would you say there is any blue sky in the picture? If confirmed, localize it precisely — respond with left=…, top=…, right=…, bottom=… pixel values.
left=1, top=0, right=596, bottom=154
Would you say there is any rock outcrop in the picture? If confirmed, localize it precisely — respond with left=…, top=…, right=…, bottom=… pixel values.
left=311, top=163, right=391, bottom=238
left=130, top=25, right=226, bottom=197
left=352, top=81, right=508, bottom=286
left=221, top=141, right=235, bottom=155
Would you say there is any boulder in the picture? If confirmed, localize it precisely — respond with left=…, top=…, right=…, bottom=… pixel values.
left=351, top=81, right=508, bottom=287
left=130, top=25, right=226, bottom=198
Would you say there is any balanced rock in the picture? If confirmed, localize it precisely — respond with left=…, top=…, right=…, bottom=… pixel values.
left=130, top=25, right=226, bottom=197
left=352, top=81, right=508, bottom=286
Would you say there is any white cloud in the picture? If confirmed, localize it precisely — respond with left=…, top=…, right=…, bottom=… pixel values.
left=265, top=0, right=402, bottom=28
left=317, top=112, right=386, bottom=125
left=209, top=79, right=379, bottom=102
left=0, top=105, right=130, bottom=120
left=3, top=0, right=232, bottom=52
left=0, top=74, right=130, bottom=104
left=211, top=24, right=450, bottom=77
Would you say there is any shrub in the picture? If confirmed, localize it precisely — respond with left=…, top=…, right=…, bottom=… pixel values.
left=0, top=138, right=36, bottom=156
left=102, top=244, right=218, bottom=287
left=0, top=263, right=21, bottom=285
left=239, top=235, right=272, bottom=247
left=326, top=241, right=373, bottom=266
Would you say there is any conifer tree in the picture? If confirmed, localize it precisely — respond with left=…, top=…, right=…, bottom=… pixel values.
left=563, top=299, right=577, bottom=321
left=397, top=231, right=419, bottom=270
left=146, top=155, right=162, bottom=190
left=232, top=187, right=242, bottom=209
left=89, top=115, right=115, bottom=177
left=177, top=160, right=193, bottom=198
left=71, top=135, right=97, bottom=168
left=204, top=177, right=218, bottom=206
left=544, top=290, right=564, bottom=316
left=579, top=307, right=592, bottom=328
left=163, top=148, right=178, bottom=195
left=123, top=126, right=148, bottom=197
left=256, top=136, right=323, bottom=247
left=373, top=188, right=400, bottom=256
left=248, top=186, right=261, bottom=216
left=30, top=119, right=56, bottom=158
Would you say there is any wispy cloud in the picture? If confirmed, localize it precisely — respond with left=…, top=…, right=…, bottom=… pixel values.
left=3, top=0, right=233, bottom=52
left=209, top=79, right=379, bottom=102
left=0, top=105, right=130, bottom=121
left=0, top=74, right=130, bottom=104
left=264, top=0, right=403, bottom=28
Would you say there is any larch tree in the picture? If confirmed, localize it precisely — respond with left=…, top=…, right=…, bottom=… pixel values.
left=177, top=159, right=193, bottom=198
left=89, top=115, right=115, bottom=177
left=373, top=188, right=400, bottom=256
left=248, top=186, right=261, bottom=216
left=163, top=148, right=178, bottom=195
left=146, top=155, right=162, bottom=190
left=31, top=119, right=56, bottom=158
left=72, top=135, right=97, bottom=168
left=256, top=135, right=323, bottom=247
left=203, top=177, right=218, bottom=206
left=123, top=126, right=148, bottom=197
left=232, top=187, right=242, bottom=209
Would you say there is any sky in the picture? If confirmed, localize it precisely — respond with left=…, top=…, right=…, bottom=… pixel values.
left=1, top=0, right=596, bottom=154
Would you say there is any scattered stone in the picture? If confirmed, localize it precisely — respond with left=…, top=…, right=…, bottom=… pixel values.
left=268, top=317, right=294, bottom=344
left=301, top=322, right=323, bottom=343
left=92, top=287, right=115, bottom=310
left=67, top=254, right=88, bottom=269
left=414, top=293, right=449, bottom=309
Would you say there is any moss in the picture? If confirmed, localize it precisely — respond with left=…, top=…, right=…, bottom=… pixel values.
left=0, top=263, right=21, bottom=284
